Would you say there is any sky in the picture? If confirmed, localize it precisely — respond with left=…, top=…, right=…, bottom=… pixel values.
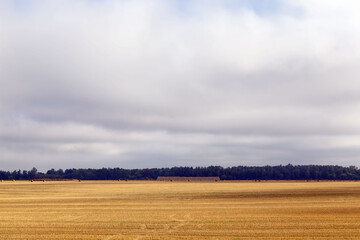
left=1, top=0, right=360, bottom=171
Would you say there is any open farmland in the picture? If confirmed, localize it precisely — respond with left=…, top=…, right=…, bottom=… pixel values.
left=0, top=181, right=360, bottom=239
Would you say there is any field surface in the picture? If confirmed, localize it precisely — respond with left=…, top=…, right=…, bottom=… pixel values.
left=1, top=181, right=360, bottom=240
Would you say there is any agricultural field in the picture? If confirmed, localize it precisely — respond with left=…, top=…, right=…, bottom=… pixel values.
left=0, top=181, right=360, bottom=239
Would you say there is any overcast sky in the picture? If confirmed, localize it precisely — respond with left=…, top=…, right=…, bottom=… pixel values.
left=1, top=0, right=360, bottom=171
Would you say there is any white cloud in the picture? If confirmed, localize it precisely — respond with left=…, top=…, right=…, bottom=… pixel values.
left=0, top=0, right=360, bottom=170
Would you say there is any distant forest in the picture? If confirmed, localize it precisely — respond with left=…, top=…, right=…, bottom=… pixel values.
left=1, top=165, right=360, bottom=181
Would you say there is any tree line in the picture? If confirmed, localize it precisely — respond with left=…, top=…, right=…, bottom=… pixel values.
left=1, top=164, right=360, bottom=181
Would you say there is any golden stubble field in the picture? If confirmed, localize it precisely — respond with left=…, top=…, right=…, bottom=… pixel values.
left=0, top=181, right=360, bottom=240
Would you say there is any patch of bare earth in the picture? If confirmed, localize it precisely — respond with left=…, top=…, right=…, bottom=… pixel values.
left=0, top=181, right=360, bottom=239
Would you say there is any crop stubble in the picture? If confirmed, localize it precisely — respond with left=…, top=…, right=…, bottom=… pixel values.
left=0, top=181, right=359, bottom=239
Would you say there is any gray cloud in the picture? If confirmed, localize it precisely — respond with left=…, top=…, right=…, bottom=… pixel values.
left=1, top=0, right=360, bottom=171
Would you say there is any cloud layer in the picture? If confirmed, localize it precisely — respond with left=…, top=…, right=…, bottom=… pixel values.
left=1, top=0, right=360, bottom=170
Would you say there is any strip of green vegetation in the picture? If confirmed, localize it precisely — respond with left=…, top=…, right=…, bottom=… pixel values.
left=1, top=165, right=359, bottom=181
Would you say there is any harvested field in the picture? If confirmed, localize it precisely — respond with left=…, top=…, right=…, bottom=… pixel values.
left=0, top=181, right=360, bottom=239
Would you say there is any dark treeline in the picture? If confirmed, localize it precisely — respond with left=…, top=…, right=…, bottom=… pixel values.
left=1, top=164, right=360, bottom=181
